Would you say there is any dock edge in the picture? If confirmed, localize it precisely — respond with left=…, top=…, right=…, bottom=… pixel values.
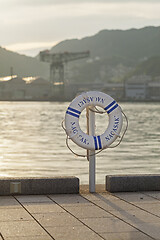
left=106, top=174, right=160, bottom=192
left=0, top=177, right=79, bottom=195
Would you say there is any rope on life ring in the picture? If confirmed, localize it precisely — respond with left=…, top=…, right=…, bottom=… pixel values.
left=62, top=91, right=128, bottom=158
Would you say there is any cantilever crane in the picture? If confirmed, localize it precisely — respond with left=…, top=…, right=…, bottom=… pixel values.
left=39, top=50, right=90, bottom=84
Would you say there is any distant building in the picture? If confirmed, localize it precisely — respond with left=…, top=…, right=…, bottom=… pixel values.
left=125, top=75, right=151, bottom=100
left=0, top=76, right=53, bottom=100
left=0, top=77, right=26, bottom=100
left=64, top=82, right=124, bottom=100
left=65, top=82, right=105, bottom=100
left=0, top=74, right=159, bottom=101
left=148, top=80, right=160, bottom=100
left=26, top=77, right=53, bottom=100
left=102, top=83, right=124, bottom=100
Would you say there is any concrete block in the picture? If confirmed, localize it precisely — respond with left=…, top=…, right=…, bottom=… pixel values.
left=0, top=177, right=79, bottom=195
left=106, top=174, right=160, bottom=192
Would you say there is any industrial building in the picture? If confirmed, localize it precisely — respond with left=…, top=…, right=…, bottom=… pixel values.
left=0, top=74, right=159, bottom=101
left=0, top=76, right=53, bottom=101
left=125, top=75, right=151, bottom=100
left=124, top=75, right=160, bottom=101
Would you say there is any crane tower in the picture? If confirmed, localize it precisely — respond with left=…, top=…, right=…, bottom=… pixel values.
left=39, top=50, right=90, bottom=84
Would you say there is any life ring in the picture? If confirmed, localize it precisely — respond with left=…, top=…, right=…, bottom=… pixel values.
left=65, top=91, right=123, bottom=151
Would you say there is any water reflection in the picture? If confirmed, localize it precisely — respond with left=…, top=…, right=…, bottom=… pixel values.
left=0, top=101, right=159, bottom=184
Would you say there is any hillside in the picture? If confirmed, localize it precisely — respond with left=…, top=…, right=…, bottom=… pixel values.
left=0, top=47, right=49, bottom=78
left=1, top=26, right=160, bottom=83
left=51, top=26, right=160, bottom=61
left=49, top=26, right=160, bottom=83
left=132, top=56, right=160, bottom=77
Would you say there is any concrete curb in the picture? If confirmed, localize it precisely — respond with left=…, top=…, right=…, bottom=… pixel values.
left=0, top=177, right=79, bottom=195
left=106, top=174, right=160, bottom=192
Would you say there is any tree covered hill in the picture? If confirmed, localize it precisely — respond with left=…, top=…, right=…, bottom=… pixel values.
left=132, top=56, right=160, bottom=78
left=51, top=26, right=160, bottom=62
left=0, top=47, right=49, bottom=78
left=1, top=26, right=160, bottom=82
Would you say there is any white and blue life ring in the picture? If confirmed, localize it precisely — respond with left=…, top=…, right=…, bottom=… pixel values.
left=65, top=91, right=123, bottom=151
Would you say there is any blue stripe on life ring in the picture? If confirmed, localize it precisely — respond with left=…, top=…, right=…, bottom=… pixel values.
left=107, top=103, right=118, bottom=114
left=66, top=106, right=81, bottom=118
left=104, top=100, right=116, bottom=111
left=93, top=136, right=102, bottom=150
left=68, top=107, right=81, bottom=115
left=97, top=135, right=102, bottom=149
left=66, top=111, right=79, bottom=118
left=93, top=136, right=98, bottom=150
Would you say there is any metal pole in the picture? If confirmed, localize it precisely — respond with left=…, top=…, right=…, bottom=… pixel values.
left=87, top=106, right=96, bottom=193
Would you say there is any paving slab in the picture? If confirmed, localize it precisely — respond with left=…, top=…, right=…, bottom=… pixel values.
left=64, top=205, right=114, bottom=219
left=133, top=202, right=160, bottom=217
left=23, top=202, right=65, bottom=214
left=46, top=225, right=103, bottom=240
left=0, top=221, right=47, bottom=238
left=86, top=197, right=138, bottom=212
left=5, top=236, right=52, bottom=240
left=83, top=192, right=120, bottom=202
left=16, top=195, right=52, bottom=203
left=33, top=212, right=83, bottom=227
left=114, top=192, right=160, bottom=203
left=133, top=222, right=160, bottom=239
left=144, top=191, right=160, bottom=200
left=49, top=194, right=91, bottom=206
left=0, top=190, right=160, bottom=239
left=0, top=208, right=32, bottom=221
left=100, top=231, right=153, bottom=240
left=81, top=217, right=136, bottom=233
left=0, top=196, right=21, bottom=209
left=109, top=209, right=160, bottom=224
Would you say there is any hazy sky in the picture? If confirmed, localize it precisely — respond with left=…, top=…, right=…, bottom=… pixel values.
left=1, top=0, right=160, bottom=56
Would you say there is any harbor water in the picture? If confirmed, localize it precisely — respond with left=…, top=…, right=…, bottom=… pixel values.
left=0, top=101, right=159, bottom=184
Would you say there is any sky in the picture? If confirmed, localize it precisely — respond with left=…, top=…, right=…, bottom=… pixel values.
left=1, top=0, right=160, bottom=57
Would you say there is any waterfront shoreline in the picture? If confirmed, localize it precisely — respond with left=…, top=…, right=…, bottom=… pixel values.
left=0, top=99, right=160, bottom=102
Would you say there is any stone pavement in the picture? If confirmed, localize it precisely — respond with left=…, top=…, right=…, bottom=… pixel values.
left=0, top=188, right=160, bottom=239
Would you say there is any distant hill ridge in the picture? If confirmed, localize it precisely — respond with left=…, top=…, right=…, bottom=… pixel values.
left=0, top=46, right=49, bottom=78
left=1, top=26, right=160, bottom=80
left=51, top=26, right=160, bottom=61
